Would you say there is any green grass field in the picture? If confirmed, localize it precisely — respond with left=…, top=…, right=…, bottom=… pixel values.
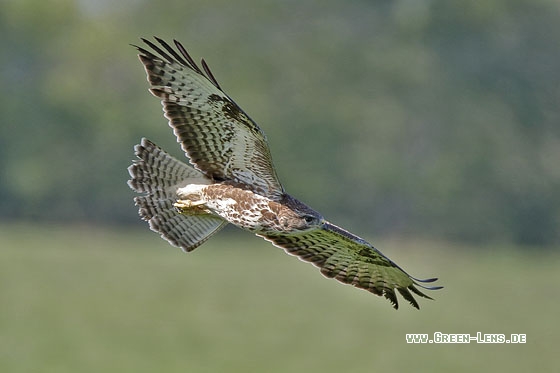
left=1, top=223, right=557, bottom=372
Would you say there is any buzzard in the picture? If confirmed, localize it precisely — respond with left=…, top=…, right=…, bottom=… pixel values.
left=128, top=37, right=442, bottom=309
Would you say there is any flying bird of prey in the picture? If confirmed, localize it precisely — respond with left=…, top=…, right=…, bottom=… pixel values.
left=128, top=37, right=442, bottom=309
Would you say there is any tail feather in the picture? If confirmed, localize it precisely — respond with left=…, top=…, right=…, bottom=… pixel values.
left=128, top=138, right=227, bottom=252
left=128, top=138, right=210, bottom=195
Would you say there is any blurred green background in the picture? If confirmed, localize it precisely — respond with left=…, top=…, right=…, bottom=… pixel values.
left=1, top=0, right=559, bottom=372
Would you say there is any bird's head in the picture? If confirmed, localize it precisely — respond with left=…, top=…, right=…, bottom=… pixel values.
left=278, top=194, right=324, bottom=232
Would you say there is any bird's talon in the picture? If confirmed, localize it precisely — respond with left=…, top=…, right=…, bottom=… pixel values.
left=174, top=199, right=208, bottom=214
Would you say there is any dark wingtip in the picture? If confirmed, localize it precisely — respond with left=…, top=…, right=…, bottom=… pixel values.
left=410, top=276, right=443, bottom=291
left=414, top=276, right=439, bottom=283
left=427, top=285, right=444, bottom=290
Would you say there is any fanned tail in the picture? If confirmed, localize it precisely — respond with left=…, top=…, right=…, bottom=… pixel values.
left=128, top=138, right=227, bottom=251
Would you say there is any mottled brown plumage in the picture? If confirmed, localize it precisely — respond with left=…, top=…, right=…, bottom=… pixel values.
left=128, top=37, right=442, bottom=309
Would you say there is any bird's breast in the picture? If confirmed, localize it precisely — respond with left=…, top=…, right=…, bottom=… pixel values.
left=201, top=184, right=283, bottom=233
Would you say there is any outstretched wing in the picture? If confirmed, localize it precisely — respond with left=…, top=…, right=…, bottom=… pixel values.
left=135, top=37, right=284, bottom=199
left=261, top=222, right=442, bottom=309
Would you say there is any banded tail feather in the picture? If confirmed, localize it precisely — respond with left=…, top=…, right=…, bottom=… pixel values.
left=128, top=138, right=227, bottom=251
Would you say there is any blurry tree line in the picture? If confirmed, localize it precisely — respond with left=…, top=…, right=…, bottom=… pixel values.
left=1, top=0, right=559, bottom=246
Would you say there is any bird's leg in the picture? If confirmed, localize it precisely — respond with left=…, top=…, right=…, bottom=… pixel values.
left=174, top=199, right=210, bottom=215
left=175, top=184, right=213, bottom=215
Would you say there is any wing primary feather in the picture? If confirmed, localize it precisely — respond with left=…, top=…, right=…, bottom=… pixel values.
left=410, top=276, right=444, bottom=290
left=153, top=36, right=190, bottom=66
left=140, top=38, right=175, bottom=64
left=172, top=39, right=206, bottom=77
left=132, top=44, right=160, bottom=62
left=408, top=284, right=435, bottom=300
left=201, top=58, right=222, bottom=90
left=384, top=290, right=399, bottom=310
left=173, top=40, right=223, bottom=91
left=416, top=283, right=444, bottom=291
left=415, top=277, right=439, bottom=282
left=397, top=288, right=420, bottom=309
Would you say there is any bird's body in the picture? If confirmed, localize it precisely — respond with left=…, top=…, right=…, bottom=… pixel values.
left=128, top=37, right=442, bottom=309
left=176, top=183, right=321, bottom=234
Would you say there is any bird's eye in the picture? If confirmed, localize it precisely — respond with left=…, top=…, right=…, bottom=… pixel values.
left=303, top=215, right=315, bottom=224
